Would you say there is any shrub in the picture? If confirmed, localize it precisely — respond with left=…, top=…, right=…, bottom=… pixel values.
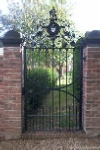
left=27, top=67, right=58, bottom=112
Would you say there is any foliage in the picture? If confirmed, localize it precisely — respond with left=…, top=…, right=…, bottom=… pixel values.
left=74, top=38, right=83, bottom=102
left=27, top=67, right=58, bottom=111
left=0, top=0, right=74, bottom=34
left=0, top=0, right=83, bottom=103
left=0, top=0, right=80, bottom=70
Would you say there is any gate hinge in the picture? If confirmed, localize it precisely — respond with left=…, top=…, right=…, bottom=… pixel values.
left=83, top=55, right=87, bottom=61
left=22, top=87, right=25, bottom=95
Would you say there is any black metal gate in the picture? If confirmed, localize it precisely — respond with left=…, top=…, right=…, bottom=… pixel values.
left=23, top=8, right=83, bottom=132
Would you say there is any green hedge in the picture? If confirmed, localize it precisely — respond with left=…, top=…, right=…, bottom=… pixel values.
left=74, top=38, right=83, bottom=102
left=27, top=67, right=58, bottom=111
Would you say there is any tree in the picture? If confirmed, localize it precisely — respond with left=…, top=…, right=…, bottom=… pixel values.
left=0, top=0, right=75, bottom=34
left=0, top=0, right=80, bottom=70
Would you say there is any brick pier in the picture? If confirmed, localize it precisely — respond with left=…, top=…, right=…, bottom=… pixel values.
left=0, top=30, right=22, bottom=139
left=83, top=30, right=100, bottom=136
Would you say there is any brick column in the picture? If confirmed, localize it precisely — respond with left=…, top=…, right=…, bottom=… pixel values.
left=0, top=30, right=22, bottom=140
left=83, top=30, right=100, bottom=137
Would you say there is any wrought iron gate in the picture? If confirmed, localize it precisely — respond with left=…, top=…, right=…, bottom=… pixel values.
left=23, top=8, right=83, bottom=132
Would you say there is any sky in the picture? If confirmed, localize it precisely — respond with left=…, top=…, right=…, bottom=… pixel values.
left=0, top=0, right=100, bottom=34
left=72, top=0, right=100, bottom=33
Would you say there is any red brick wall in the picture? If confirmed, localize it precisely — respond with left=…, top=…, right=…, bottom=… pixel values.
left=0, top=47, right=22, bottom=140
left=1, top=30, right=100, bottom=139
left=83, top=46, right=100, bottom=136
left=0, top=55, right=4, bottom=140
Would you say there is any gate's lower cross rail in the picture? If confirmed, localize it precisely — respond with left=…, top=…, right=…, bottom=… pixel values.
left=27, top=114, right=78, bottom=117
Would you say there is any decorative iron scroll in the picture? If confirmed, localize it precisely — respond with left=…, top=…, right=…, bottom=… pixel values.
left=23, top=7, right=77, bottom=48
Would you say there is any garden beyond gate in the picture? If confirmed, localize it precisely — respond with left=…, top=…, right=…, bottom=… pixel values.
left=23, top=8, right=83, bottom=132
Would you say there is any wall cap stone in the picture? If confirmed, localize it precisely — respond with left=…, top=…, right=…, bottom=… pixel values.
left=0, top=30, right=22, bottom=47
left=4, top=30, right=21, bottom=38
left=85, top=30, right=100, bottom=38
left=83, top=30, right=100, bottom=48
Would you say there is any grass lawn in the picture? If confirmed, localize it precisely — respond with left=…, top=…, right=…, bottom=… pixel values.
left=27, top=75, right=80, bottom=131
left=44, top=84, right=73, bottom=108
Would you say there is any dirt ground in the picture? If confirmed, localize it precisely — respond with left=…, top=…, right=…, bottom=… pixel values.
left=0, top=131, right=100, bottom=150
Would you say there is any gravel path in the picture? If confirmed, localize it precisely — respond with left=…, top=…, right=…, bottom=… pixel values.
left=0, top=132, right=100, bottom=150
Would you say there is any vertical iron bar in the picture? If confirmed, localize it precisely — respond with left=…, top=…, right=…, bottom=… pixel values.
left=45, top=48, right=48, bottom=66
left=30, top=117, right=32, bottom=131
left=32, top=48, right=35, bottom=131
left=37, top=114, right=39, bottom=131
left=59, top=48, right=61, bottom=130
left=61, top=107, right=63, bottom=130
left=31, top=48, right=34, bottom=68
left=48, top=107, right=50, bottom=130
left=36, top=111, right=37, bottom=131
left=72, top=48, right=75, bottom=129
left=40, top=108, right=42, bottom=131
left=33, top=116, right=34, bottom=131
left=49, top=107, right=51, bottom=130
left=24, top=46, right=28, bottom=131
left=30, top=49, right=35, bottom=130
left=37, top=48, right=41, bottom=131
left=76, top=105, right=78, bottom=130
left=38, top=48, right=41, bottom=122
left=39, top=109, right=41, bottom=130
left=52, top=47, right=54, bottom=130
left=43, top=105, right=45, bottom=130
left=45, top=48, right=48, bottom=109
left=38, top=48, right=41, bottom=66
left=47, top=108, right=49, bottom=130
left=55, top=107, right=57, bottom=130
left=69, top=106, right=70, bottom=130
left=66, top=48, right=68, bottom=130
left=45, top=107, right=47, bottom=130
left=29, top=117, right=31, bottom=131
left=79, top=46, right=83, bottom=129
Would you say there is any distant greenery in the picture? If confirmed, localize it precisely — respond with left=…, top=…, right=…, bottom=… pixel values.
left=0, top=0, right=75, bottom=35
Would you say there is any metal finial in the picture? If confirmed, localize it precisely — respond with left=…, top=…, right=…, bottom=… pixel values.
left=49, top=7, right=57, bottom=22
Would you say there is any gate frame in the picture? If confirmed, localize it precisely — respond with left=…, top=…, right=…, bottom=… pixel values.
left=23, top=45, right=83, bottom=132
left=22, top=7, right=83, bottom=132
